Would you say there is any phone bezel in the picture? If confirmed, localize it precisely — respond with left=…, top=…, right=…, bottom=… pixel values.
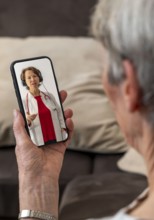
left=10, top=56, right=69, bottom=147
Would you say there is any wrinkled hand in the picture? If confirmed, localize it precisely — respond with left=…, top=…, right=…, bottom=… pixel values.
left=13, top=90, right=74, bottom=214
left=14, top=90, right=73, bottom=180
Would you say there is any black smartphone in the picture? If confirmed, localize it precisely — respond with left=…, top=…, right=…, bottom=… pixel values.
left=10, top=56, right=68, bottom=147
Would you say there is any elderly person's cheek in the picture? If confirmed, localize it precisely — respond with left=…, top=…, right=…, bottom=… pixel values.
left=102, top=74, right=128, bottom=138
left=102, top=72, right=116, bottom=110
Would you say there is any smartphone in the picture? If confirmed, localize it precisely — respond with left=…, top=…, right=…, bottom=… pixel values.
left=10, top=56, right=68, bottom=147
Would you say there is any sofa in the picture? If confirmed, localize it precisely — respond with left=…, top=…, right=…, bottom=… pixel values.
left=0, top=1, right=147, bottom=220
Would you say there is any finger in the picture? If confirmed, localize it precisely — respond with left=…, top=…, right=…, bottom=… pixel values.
left=64, top=109, right=73, bottom=119
left=13, top=110, right=31, bottom=145
left=66, top=118, right=74, bottom=141
left=60, top=90, right=67, bottom=103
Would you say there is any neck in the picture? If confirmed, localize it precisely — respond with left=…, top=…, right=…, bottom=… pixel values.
left=135, top=121, right=154, bottom=192
left=143, top=144, right=154, bottom=192
left=127, top=117, right=154, bottom=218
left=29, top=88, right=40, bottom=96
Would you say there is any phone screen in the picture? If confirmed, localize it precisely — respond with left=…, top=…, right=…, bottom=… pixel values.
left=11, top=56, right=68, bottom=147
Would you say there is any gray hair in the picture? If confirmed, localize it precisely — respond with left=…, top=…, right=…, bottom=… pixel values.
left=91, top=0, right=154, bottom=126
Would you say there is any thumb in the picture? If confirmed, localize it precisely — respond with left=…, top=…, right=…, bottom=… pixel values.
left=13, top=109, right=30, bottom=145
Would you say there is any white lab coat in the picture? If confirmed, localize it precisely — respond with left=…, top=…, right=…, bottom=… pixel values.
left=23, top=91, right=67, bottom=146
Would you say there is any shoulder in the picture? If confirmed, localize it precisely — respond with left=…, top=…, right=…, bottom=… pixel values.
left=111, top=189, right=148, bottom=220
left=87, top=189, right=148, bottom=220
left=40, top=91, right=54, bottom=99
left=86, top=209, right=137, bottom=220
left=86, top=210, right=135, bottom=220
left=111, top=209, right=137, bottom=220
left=48, top=92, right=56, bottom=99
left=40, top=91, right=58, bottom=106
left=46, top=92, right=57, bottom=103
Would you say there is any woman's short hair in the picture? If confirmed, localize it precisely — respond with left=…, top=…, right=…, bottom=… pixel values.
left=20, top=66, right=43, bottom=89
left=91, top=0, right=154, bottom=126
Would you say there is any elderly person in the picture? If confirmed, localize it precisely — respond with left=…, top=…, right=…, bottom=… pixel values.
left=13, top=0, right=154, bottom=219
left=91, top=0, right=154, bottom=218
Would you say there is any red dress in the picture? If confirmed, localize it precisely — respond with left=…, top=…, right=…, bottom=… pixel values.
left=35, top=96, right=56, bottom=143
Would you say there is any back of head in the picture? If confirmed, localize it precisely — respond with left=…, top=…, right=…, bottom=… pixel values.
left=91, top=0, right=154, bottom=126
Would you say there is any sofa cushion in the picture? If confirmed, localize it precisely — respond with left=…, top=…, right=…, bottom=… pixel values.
left=0, top=37, right=128, bottom=153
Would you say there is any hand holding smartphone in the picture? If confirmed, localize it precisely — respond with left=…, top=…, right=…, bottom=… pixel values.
left=10, top=56, right=68, bottom=147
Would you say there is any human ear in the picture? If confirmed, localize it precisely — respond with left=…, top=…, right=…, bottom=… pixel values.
left=122, top=60, right=140, bottom=112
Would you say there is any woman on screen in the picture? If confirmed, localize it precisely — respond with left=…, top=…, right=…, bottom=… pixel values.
left=20, top=66, right=67, bottom=146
